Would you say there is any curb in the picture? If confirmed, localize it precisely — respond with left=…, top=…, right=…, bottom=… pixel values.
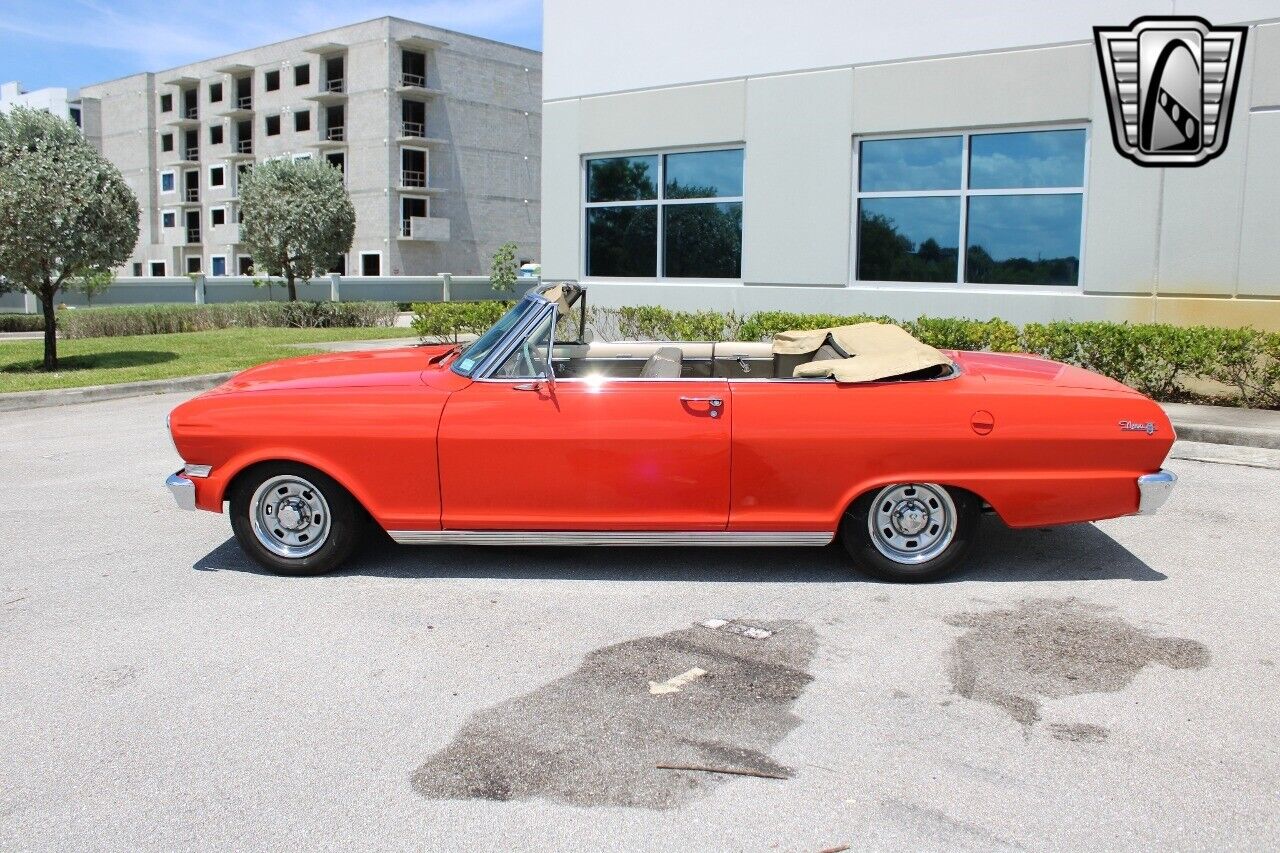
left=1168, top=421, right=1280, bottom=451
left=0, top=372, right=234, bottom=413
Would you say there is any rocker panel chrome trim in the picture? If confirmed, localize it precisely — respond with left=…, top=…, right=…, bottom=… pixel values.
left=386, top=530, right=834, bottom=547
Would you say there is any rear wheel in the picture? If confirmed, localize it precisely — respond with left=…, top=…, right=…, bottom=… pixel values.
left=229, top=463, right=362, bottom=576
left=840, top=483, right=978, bottom=582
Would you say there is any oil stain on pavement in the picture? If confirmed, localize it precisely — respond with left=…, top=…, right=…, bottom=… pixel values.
left=946, top=598, right=1210, bottom=735
left=413, top=619, right=815, bottom=809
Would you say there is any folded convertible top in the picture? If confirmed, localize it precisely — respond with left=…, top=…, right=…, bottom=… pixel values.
left=773, top=323, right=954, bottom=383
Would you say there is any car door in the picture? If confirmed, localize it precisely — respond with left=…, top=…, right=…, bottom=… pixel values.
left=436, top=309, right=731, bottom=531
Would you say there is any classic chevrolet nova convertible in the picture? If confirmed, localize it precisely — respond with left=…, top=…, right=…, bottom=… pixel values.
left=166, top=282, right=1176, bottom=582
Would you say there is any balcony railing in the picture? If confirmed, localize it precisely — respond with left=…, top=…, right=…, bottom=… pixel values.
left=325, top=78, right=345, bottom=93
left=236, top=138, right=253, bottom=153
left=401, top=72, right=426, bottom=88
left=236, top=95, right=252, bottom=110
left=182, top=146, right=198, bottom=161
left=184, top=187, right=199, bottom=202
left=401, top=120, right=425, bottom=138
left=401, top=169, right=426, bottom=188
left=186, top=229, right=201, bottom=244
left=183, top=106, right=198, bottom=119
left=325, top=126, right=346, bottom=141
left=401, top=219, right=413, bottom=237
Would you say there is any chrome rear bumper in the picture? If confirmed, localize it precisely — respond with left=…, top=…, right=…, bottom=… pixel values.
left=166, top=471, right=196, bottom=511
left=1136, top=469, right=1177, bottom=515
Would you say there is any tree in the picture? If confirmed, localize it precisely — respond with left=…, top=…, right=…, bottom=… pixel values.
left=72, top=268, right=114, bottom=305
left=239, top=158, right=354, bottom=301
left=489, top=241, right=518, bottom=292
left=0, top=107, right=138, bottom=369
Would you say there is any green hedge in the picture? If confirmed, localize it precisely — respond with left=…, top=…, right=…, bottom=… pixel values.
left=59, top=301, right=398, bottom=339
left=0, top=313, right=44, bottom=333
left=578, top=306, right=1279, bottom=408
left=410, top=300, right=513, bottom=341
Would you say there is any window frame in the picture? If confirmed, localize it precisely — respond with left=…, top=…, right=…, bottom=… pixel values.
left=264, top=69, right=280, bottom=92
left=265, top=114, right=281, bottom=136
left=208, top=164, right=225, bottom=187
left=294, top=63, right=310, bottom=87
left=359, top=251, right=382, bottom=276
left=159, top=170, right=176, bottom=195
left=210, top=255, right=228, bottom=277
left=161, top=209, right=177, bottom=229
left=580, top=144, right=746, bottom=284
left=149, top=261, right=166, bottom=277
left=210, top=206, right=227, bottom=227
left=849, top=123, right=1090, bottom=292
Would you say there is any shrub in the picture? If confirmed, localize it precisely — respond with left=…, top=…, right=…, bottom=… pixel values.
left=739, top=311, right=893, bottom=341
left=600, top=306, right=741, bottom=341
left=59, top=301, right=396, bottom=339
left=1203, top=328, right=1280, bottom=409
left=411, top=300, right=513, bottom=341
left=0, top=313, right=44, bottom=333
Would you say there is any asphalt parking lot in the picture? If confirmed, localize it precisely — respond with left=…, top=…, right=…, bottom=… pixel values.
left=1, top=392, right=1277, bottom=851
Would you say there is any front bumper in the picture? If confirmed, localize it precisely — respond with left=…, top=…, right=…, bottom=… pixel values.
left=1136, top=469, right=1177, bottom=515
left=166, top=471, right=196, bottom=511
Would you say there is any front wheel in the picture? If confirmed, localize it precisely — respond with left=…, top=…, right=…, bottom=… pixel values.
left=840, top=483, right=979, bottom=582
left=229, top=463, right=363, bottom=575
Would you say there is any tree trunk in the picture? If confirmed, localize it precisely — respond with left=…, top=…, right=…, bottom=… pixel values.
left=286, top=272, right=297, bottom=302
left=40, top=286, right=57, bottom=370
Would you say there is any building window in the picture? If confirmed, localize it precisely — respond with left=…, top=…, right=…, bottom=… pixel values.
left=132, top=262, right=143, bottom=277
left=210, top=207, right=226, bottom=226
left=264, top=69, right=280, bottom=91
left=326, top=151, right=345, bottom=174
left=583, top=148, right=743, bottom=279
left=854, top=128, right=1086, bottom=286
left=294, top=109, right=311, bottom=132
left=160, top=171, right=176, bottom=193
left=149, top=261, right=166, bottom=276
left=294, top=63, right=310, bottom=86
left=186, top=256, right=202, bottom=274
left=265, top=114, right=281, bottom=136
left=360, top=252, right=381, bottom=276
left=160, top=133, right=173, bottom=152
left=209, top=165, right=225, bottom=187
left=162, top=210, right=176, bottom=228
left=210, top=125, right=223, bottom=145
left=160, top=93, right=172, bottom=113
left=209, top=81, right=223, bottom=103
left=238, top=255, right=254, bottom=275
left=211, top=256, right=227, bottom=277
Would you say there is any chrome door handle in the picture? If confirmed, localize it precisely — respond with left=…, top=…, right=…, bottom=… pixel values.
left=680, top=396, right=724, bottom=418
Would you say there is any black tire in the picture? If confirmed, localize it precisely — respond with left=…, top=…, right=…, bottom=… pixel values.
left=229, top=462, right=363, bottom=576
left=840, top=483, right=979, bottom=583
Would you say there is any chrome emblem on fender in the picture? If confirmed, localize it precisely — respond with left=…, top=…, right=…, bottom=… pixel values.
left=1119, top=420, right=1158, bottom=435
left=1094, top=16, right=1247, bottom=167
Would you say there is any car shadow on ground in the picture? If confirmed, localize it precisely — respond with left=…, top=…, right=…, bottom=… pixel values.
left=193, top=515, right=1166, bottom=584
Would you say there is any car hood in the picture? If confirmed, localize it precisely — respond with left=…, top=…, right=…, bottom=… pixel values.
left=953, top=351, right=1141, bottom=394
left=208, top=344, right=459, bottom=394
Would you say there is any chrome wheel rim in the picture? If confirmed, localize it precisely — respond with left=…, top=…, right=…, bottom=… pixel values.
left=249, top=475, right=332, bottom=559
left=867, top=483, right=957, bottom=565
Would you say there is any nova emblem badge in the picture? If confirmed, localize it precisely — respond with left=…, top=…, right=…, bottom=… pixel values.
left=1094, top=16, right=1247, bottom=167
left=1119, top=420, right=1158, bottom=435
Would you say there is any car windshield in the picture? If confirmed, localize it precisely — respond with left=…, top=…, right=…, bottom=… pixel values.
left=451, top=298, right=538, bottom=377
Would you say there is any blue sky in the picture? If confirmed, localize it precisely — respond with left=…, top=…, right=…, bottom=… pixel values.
left=0, top=0, right=542, bottom=91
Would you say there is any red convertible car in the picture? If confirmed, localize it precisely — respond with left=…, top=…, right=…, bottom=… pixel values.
left=166, top=283, right=1176, bottom=582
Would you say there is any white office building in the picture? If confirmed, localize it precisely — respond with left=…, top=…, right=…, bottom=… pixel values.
left=0, top=80, right=82, bottom=127
left=540, top=1, right=1280, bottom=330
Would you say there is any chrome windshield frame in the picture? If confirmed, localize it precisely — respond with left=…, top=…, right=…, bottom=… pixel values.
left=462, top=291, right=555, bottom=381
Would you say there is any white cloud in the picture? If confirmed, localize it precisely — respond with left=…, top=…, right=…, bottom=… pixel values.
left=0, top=0, right=541, bottom=74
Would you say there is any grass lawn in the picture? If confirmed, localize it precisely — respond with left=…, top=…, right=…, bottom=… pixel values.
left=0, top=327, right=419, bottom=393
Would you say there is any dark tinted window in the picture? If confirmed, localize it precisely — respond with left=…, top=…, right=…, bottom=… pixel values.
left=160, top=133, right=173, bottom=152
left=209, top=125, right=223, bottom=145
left=859, top=136, right=962, bottom=191
left=965, top=194, right=1082, bottom=285
left=294, top=64, right=310, bottom=86
left=209, top=82, right=222, bottom=102
left=294, top=110, right=310, bottom=132
left=265, top=115, right=280, bottom=136
left=587, top=156, right=658, bottom=202
left=664, top=149, right=743, bottom=199
left=857, top=197, right=960, bottom=283
left=969, top=129, right=1086, bottom=189
left=265, top=69, right=280, bottom=91
left=664, top=203, right=742, bottom=278
left=586, top=206, right=657, bottom=277
left=159, top=93, right=172, bottom=112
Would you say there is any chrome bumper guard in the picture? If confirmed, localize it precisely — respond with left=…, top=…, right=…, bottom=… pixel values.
left=166, top=471, right=196, bottom=511
left=1136, top=469, right=1177, bottom=515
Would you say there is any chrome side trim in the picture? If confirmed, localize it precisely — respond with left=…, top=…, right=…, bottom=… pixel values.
left=1136, top=469, right=1177, bottom=515
left=166, top=471, right=196, bottom=511
left=386, top=530, right=834, bottom=547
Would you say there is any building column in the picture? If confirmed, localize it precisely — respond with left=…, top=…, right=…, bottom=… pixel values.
left=329, top=273, right=342, bottom=302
